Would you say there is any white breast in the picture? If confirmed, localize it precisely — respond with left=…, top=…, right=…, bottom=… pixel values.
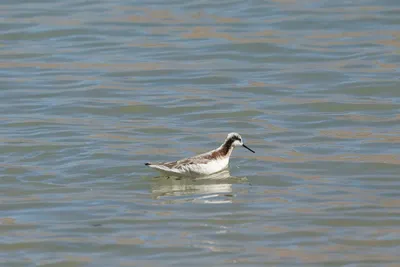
left=183, top=157, right=229, bottom=177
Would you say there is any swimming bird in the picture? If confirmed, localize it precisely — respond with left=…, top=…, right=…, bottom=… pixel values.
left=145, top=132, right=255, bottom=177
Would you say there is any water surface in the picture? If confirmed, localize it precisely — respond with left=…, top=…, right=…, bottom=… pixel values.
left=1, top=0, right=400, bottom=266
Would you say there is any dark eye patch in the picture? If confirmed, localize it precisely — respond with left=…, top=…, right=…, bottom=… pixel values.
left=232, top=136, right=241, bottom=142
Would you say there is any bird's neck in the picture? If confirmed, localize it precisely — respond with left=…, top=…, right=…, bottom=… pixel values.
left=217, top=139, right=235, bottom=157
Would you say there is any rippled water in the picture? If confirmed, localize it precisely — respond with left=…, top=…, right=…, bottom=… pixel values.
left=1, top=0, right=400, bottom=266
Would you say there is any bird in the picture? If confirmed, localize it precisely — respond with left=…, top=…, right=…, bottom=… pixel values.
left=145, top=132, right=255, bottom=178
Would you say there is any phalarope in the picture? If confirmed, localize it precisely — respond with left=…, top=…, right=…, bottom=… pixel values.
left=145, top=132, right=255, bottom=177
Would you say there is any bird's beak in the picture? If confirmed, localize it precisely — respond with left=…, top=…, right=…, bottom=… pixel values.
left=242, top=144, right=255, bottom=153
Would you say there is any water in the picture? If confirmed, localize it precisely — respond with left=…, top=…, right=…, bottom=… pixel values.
left=1, top=0, right=400, bottom=266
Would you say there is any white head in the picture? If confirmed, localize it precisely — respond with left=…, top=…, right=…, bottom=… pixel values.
left=226, top=132, right=243, bottom=147
left=225, top=132, right=255, bottom=153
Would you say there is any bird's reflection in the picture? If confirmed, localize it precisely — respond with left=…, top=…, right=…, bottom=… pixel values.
left=150, top=170, right=248, bottom=203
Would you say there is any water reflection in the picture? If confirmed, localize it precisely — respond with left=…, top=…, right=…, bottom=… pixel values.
left=150, top=170, right=248, bottom=203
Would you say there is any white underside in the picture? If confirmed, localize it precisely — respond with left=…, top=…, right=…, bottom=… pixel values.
left=148, top=157, right=230, bottom=178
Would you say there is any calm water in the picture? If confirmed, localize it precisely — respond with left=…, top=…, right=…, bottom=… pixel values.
left=1, top=0, right=400, bottom=266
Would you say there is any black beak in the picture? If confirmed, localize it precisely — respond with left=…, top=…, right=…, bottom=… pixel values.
left=243, top=144, right=255, bottom=153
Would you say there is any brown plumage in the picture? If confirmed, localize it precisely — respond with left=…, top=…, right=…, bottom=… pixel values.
left=145, top=132, right=254, bottom=177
